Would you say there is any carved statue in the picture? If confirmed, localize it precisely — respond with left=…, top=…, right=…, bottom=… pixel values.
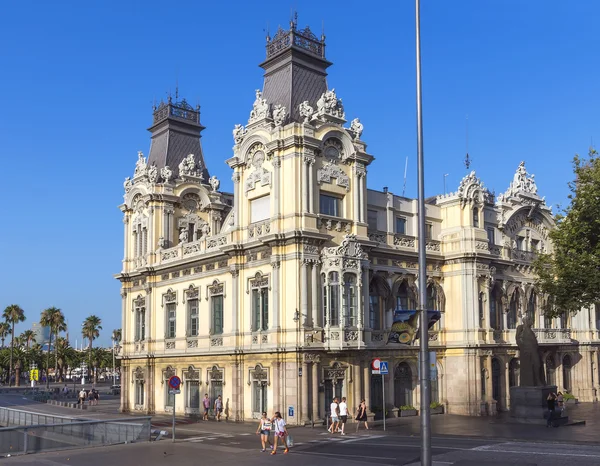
left=272, top=104, right=287, bottom=126
left=249, top=90, right=269, bottom=122
left=178, top=154, right=197, bottom=177
left=147, top=163, right=158, bottom=184
left=298, top=101, right=314, bottom=123
left=123, top=177, right=133, bottom=193
left=349, top=118, right=363, bottom=140
left=157, top=237, right=166, bottom=249
left=501, top=161, right=539, bottom=199
left=160, top=166, right=173, bottom=183
left=134, top=151, right=147, bottom=176
left=316, top=89, right=345, bottom=119
left=516, top=316, right=546, bottom=386
left=200, top=221, right=211, bottom=236
left=233, top=124, right=246, bottom=144
left=209, top=175, right=220, bottom=192
left=179, top=228, right=188, bottom=243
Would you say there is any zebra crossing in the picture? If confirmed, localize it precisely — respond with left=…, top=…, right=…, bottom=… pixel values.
left=180, top=431, right=383, bottom=446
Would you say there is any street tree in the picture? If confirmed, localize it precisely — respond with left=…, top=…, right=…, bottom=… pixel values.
left=0, top=322, right=11, bottom=348
left=3, top=304, right=25, bottom=386
left=535, top=149, right=600, bottom=317
left=20, top=330, right=36, bottom=350
left=82, top=315, right=102, bottom=383
left=40, top=307, right=66, bottom=388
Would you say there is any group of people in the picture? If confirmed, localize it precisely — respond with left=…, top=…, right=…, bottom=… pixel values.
left=202, top=394, right=224, bottom=421
left=546, top=391, right=565, bottom=427
left=256, top=411, right=290, bottom=455
left=78, top=387, right=99, bottom=405
left=329, top=397, right=370, bottom=434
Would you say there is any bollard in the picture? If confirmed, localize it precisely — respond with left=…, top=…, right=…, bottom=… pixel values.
left=23, top=428, right=28, bottom=454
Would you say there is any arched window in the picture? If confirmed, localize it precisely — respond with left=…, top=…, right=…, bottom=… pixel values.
left=492, top=359, right=501, bottom=401
left=546, top=355, right=556, bottom=386
left=342, top=273, right=357, bottom=327
left=508, top=290, right=519, bottom=329
left=490, top=287, right=499, bottom=330
left=562, top=355, right=572, bottom=392
left=394, top=362, right=413, bottom=407
left=509, top=358, right=519, bottom=387
left=473, top=208, right=479, bottom=228
left=426, top=285, right=437, bottom=311
left=527, top=291, right=536, bottom=326
left=369, top=276, right=390, bottom=331
left=396, top=282, right=415, bottom=311
left=323, top=272, right=340, bottom=327
left=559, top=313, right=567, bottom=329
left=479, top=292, right=485, bottom=328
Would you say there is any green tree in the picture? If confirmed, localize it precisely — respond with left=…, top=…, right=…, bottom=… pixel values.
left=3, top=305, right=25, bottom=386
left=535, top=149, right=600, bottom=317
left=40, top=307, right=66, bottom=388
left=0, top=322, right=11, bottom=348
left=20, top=330, right=36, bottom=350
left=82, top=315, right=102, bottom=383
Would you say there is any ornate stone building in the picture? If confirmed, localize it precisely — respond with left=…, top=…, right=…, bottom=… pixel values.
left=116, top=19, right=600, bottom=421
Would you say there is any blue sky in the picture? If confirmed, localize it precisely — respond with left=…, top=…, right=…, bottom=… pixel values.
left=0, top=1, right=598, bottom=346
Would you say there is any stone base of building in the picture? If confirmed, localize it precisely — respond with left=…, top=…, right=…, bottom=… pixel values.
left=509, top=385, right=568, bottom=425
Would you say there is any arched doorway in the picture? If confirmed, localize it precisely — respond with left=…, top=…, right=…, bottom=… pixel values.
left=562, top=355, right=572, bottom=392
left=394, top=362, right=413, bottom=407
left=509, top=358, right=519, bottom=387
left=492, top=359, right=501, bottom=402
left=546, top=356, right=556, bottom=386
left=323, top=362, right=345, bottom=416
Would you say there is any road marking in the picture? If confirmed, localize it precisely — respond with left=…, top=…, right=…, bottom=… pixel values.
left=340, top=434, right=385, bottom=443
left=296, top=451, right=396, bottom=460
left=239, top=433, right=251, bottom=436
left=471, top=444, right=600, bottom=458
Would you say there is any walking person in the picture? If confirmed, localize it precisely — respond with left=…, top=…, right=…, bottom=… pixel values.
left=214, top=395, right=223, bottom=422
left=270, top=411, right=289, bottom=455
left=328, top=397, right=340, bottom=433
left=255, top=411, right=274, bottom=452
left=355, top=399, right=369, bottom=432
left=202, top=394, right=211, bottom=421
left=546, top=392, right=557, bottom=427
left=556, top=392, right=564, bottom=413
left=338, top=397, right=348, bottom=436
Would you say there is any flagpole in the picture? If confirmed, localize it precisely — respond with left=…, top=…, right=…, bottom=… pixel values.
left=415, top=0, right=431, bottom=464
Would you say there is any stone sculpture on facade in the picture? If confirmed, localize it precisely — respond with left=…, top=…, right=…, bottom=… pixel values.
left=179, top=228, right=188, bottom=243
left=248, top=89, right=270, bottom=123
left=160, top=166, right=173, bottom=183
left=124, top=177, right=133, bottom=193
left=349, top=118, right=363, bottom=140
left=499, top=161, right=538, bottom=201
left=233, top=124, right=247, bottom=144
left=178, top=154, right=200, bottom=178
left=516, top=316, right=546, bottom=387
left=209, top=175, right=220, bottom=192
left=147, top=163, right=158, bottom=184
left=316, top=89, right=345, bottom=119
left=134, top=151, right=147, bottom=177
left=298, top=101, right=314, bottom=123
left=272, top=104, right=287, bottom=126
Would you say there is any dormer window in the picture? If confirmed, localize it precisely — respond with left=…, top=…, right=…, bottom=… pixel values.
left=473, top=208, right=479, bottom=228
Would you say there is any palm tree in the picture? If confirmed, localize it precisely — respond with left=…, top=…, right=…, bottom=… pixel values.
left=82, top=315, right=102, bottom=384
left=3, top=305, right=25, bottom=386
left=111, top=328, right=122, bottom=384
left=20, top=330, right=36, bottom=350
left=40, top=307, right=65, bottom=388
left=54, top=337, right=70, bottom=382
left=0, top=323, right=11, bottom=348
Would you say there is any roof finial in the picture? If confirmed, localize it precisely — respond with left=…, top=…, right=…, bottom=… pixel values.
left=321, top=19, right=325, bottom=41
left=175, top=68, right=179, bottom=101
left=464, top=114, right=471, bottom=170
left=266, top=21, right=270, bottom=41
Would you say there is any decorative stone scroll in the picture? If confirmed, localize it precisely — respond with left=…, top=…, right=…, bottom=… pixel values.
left=248, top=364, right=270, bottom=386
left=178, top=153, right=204, bottom=180
left=248, top=89, right=270, bottom=124
left=298, top=101, right=314, bottom=123
left=317, top=160, right=350, bottom=190
left=316, top=89, right=345, bottom=120
left=233, top=124, right=247, bottom=144
left=133, top=366, right=145, bottom=381
left=456, top=171, right=492, bottom=207
left=272, top=104, right=287, bottom=126
left=245, top=144, right=272, bottom=193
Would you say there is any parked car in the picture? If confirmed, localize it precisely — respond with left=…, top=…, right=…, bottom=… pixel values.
left=109, top=384, right=121, bottom=395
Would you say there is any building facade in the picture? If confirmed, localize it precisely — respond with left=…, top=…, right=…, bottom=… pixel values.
left=116, top=20, right=600, bottom=421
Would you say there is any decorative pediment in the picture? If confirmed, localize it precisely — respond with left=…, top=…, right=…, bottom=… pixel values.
left=163, top=289, right=177, bottom=305
left=324, top=361, right=347, bottom=380
left=457, top=171, right=492, bottom=207
left=317, top=160, right=350, bottom=190
left=162, top=365, right=176, bottom=380
left=323, top=234, right=367, bottom=260
left=207, top=365, right=224, bottom=382
left=207, top=279, right=225, bottom=300
left=245, top=143, right=272, bottom=193
left=133, top=295, right=146, bottom=309
left=499, top=161, right=538, bottom=201
left=133, top=366, right=145, bottom=381
left=184, top=365, right=200, bottom=381
left=248, top=271, right=269, bottom=291
left=248, top=364, right=270, bottom=385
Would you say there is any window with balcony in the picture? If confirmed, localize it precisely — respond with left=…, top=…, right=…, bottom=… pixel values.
left=342, top=273, right=358, bottom=327
left=396, top=217, right=407, bottom=235
left=396, top=282, right=416, bottom=311
left=166, top=303, right=176, bottom=339
left=134, top=297, right=146, bottom=341
left=367, top=210, right=378, bottom=230
left=251, top=276, right=269, bottom=332
left=322, top=272, right=340, bottom=327
left=211, top=295, right=224, bottom=335
left=187, top=298, right=199, bottom=337
left=250, top=195, right=270, bottom=223
left=320, top=194, right=342, bottom=217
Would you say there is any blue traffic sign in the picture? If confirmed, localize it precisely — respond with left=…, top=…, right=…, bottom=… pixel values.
left=379, top=361, right=389, bottom=375
left=168, top=376, right=181, bottom=389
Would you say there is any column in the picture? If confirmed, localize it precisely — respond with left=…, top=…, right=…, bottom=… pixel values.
left=557, top=352, right=564, bottom=390
left=301, top=360, right=309, bottom=424
left=271, top=261, right=280, bottom=329
left=353, top=363, right=362, bottom=414
left=232, top=172, right=241, bottom=228
left=308, top=159, right=315, bottom=213
left=230, top=269, right=239, bottom=335
left=144, top=288, right=152, bottom=344
left=302, top=157, right=308, bottom=213
left=358, top=173, right=365, bottom=223
left=361, top=266, right=369, bottom=330
left=353, top=170, right=359, bottom=223
left=363, top=364, right=372, bottom=413
left=123, top=215, right=129, bottom=265
left=486, top=355, right=493, bottom=401
left=504, top=360, right=511, bottom=409
left=312, top=360, right=320, bottom=421
left=475, top=353, right=481, bottom=403
left=301, top=260, right=308, bottom=326
left=273, top=158, right=281, bottom=219
left=311, top=262, right=318, bottom=327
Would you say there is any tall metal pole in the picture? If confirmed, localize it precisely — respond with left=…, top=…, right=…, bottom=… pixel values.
left=415, top=0, right=431, bottom=465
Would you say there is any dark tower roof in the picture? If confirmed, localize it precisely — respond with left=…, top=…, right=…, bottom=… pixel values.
left=260, top=17, right=332, bottom=123
left=147, top=96, right=210, bottom=180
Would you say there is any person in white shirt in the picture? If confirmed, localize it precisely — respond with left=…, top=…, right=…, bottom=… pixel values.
left=338, top=397, right=348, bottom=436
left=270, top=411, right=288, bottom=455
left=328, top=397, right=340, bottom=433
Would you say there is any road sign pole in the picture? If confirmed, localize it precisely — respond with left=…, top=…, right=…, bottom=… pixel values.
left=172, top=397, right=176, bottom=443
left=382, top=372, right=386, bottom=432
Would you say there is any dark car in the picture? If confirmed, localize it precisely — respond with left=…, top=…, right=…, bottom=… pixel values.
left=108, top=384, right=121, bottom=395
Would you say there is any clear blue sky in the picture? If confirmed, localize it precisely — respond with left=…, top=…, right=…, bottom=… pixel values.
left=1, top=1, right=598, bottom=346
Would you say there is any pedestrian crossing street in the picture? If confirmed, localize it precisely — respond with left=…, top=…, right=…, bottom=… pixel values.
left=181, top=431, right=384, bottom=446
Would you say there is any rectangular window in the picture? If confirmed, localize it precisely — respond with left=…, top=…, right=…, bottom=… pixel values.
left=135, top=307, right=146, bottom=341
left=261, top=289, right=269, bottom=331
left=188, top=223, right=195, bottom=242
left=135, top=381, right=144, bottom=406
left=396, top=217, right=406, bottom=235
left=165, top=383, right=174, bottom=409
left=188, top=299, right=199, bottom=337
left=186, top=380, right=200, bottom=409
left=367, top=210, right=378, bottom=230
left=516, top=236, right=524, bottom=251
left=211, top=295, right=224, bottom=335
left=369, top=295, right=381, bottom=330
left=166, top=303, right=176, bottom=339
left=425, top=223, right=433, bottom=240
left=250, top=195, right=270, bottom=223
left=252, top=288, right=269, bottom=331
left=320, top=194, right=341, bottom=217
left=473, top=208, right=480, bottom=228
left=342, top=275, right=357, bottom=327
left=330, top=283, right=340, bottom=327
left=531, top=239, right=540, bottom=252
left=487, top=227, right=495, bottom=244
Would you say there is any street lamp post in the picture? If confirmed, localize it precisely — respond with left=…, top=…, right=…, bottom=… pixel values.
left=112, top=338, right=116, bottom=387
left=81, top=362, right=87, bottom=386
left=415, top=0, right=431, bottom=464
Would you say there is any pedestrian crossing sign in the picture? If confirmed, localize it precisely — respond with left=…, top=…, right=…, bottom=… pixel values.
left=379, top=362, right=389, bottom=375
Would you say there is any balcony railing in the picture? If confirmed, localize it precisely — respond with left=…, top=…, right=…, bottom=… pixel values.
left=534, top=328, right=571, bottom=344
